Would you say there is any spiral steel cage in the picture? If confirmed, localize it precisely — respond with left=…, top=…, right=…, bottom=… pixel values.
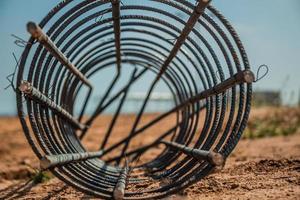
left=16, top=0, right=254, bottom=199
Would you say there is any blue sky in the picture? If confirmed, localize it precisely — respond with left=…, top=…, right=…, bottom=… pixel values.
left=0, top=0, right=299, bottom=115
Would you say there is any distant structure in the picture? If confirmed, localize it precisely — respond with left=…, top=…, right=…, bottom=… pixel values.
left=252, top=91, right=281, bottom=106
left=98, top=90, right=282, bottom=113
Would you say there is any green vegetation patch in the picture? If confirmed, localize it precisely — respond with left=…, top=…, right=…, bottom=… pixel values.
left=243, top=107, right=300, bottom=139
left=31, top=170, right=53, bottom=184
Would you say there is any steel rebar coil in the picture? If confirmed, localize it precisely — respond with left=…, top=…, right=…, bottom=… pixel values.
left=16, top=0, right=253, bottom=199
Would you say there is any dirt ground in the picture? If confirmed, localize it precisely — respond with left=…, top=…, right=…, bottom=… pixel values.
left=0, top=108, right=299, bottom=199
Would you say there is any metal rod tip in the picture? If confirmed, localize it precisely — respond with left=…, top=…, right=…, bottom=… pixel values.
left=243, top=70, right=255, bottom=83
left=113, top=187, right=125, bottom=200
left=18, top=81, right=32, bottom=94
left=27, top=21, right=41, bottom=39
left=40, top=156, right=52, bottom=170
left=113, top=167, right=128, bottom=200
left=111, top=0, right=120, bottom=4
left=208, top=151, right=225, bottom=167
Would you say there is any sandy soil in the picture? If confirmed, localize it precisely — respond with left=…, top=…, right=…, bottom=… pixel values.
left=0, top=110, right=299, bottom=199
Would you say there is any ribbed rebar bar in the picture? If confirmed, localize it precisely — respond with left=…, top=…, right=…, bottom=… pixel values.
left=40, top=150, right=104, bottom=170
left=26, top=22, right=93, bottom=88
left=19, top=80, right=85, bottom=130
left=157, top=0, right=211, bottom=78
left=161, top=140, right=225, bottom=166
left=113, top=166, right=129, bottom=200
left=111, top=0, right=122, bottom=73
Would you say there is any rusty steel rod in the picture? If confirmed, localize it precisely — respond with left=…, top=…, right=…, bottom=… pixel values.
left=185, top=69, right=254, bottom=105
left=156, top=0, right=211, bottom=79
left=40, top=150, right=104, bottom=170
left=19, top=81, right=85, bottom=130
left=26, top=22, right=93, bottom=88
left=78, top=87, right=92, bottom=122
left=113, top=166, right=129, bottom=200
left=161, top=140, right=225, bottom=167
left=111, top=0, right=122, bottom=73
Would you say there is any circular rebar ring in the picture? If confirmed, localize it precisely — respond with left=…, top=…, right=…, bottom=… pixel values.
left=16, top=0, right=253, bottom=199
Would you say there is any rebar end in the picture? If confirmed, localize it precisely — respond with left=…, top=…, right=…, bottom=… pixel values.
left=18, top=81, right=32, bottom=94
left=113, top=187, right=125, bottom=200
left=208, top=151, right=225, bottom=167
left=111, top=0, right=120, bottom=4
left=197, top=0, right=211, bottom=7
left=235, top=70, right=255, bottom=84
left=27, top=21, right=42, bottom=39
left=40, top=156, right=52, bottom=170
left=243, top=70, right=255, bottom=83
